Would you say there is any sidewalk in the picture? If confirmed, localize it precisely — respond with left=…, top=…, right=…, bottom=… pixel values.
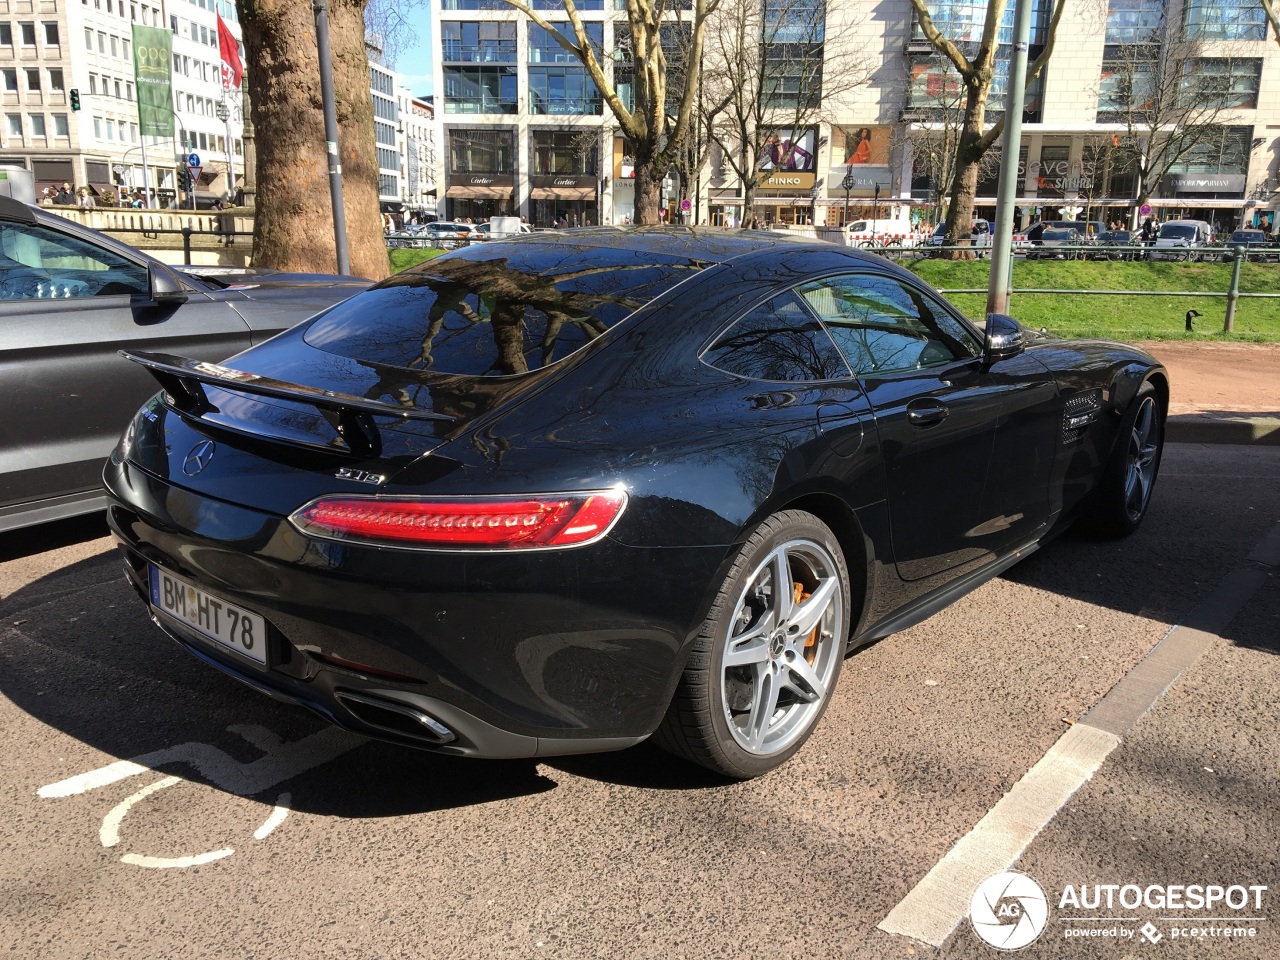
left=1136, top=341, right=1280, bottom=445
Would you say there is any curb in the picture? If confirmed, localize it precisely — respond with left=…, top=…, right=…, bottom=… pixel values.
left=1166, top=414, right=1280, bottom=446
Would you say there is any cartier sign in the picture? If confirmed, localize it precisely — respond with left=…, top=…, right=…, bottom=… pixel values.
left=459, top=174, right=514, bottom=188
left=531, top=174, right=598, bottom=190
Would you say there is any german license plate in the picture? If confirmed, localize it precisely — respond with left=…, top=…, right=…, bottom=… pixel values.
left=149, top=565, right=267, bottom=666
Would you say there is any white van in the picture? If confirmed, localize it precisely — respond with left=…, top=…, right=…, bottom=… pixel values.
left=1152, top=220, right=1214, bottom=260
left=483, top=216, right=532, bottom=239
left=847, top=218, right=916, bottom=246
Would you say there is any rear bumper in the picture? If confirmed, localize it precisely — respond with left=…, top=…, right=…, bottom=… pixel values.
left=104, top=457, right=728, bottom=757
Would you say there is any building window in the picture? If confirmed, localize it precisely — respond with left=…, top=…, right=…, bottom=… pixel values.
left=1105, top=0, right=1163, bottom=44
left=25, top=68, right=40, bottom=91
left=531, top=129, right=598, bottom=175
left=443, top=66, right=518, bottom=114
left=1167, top=127, right=1250, bottom=175
left=43, top=22, right=59, bottom=45
left=54, top=113, right=69, bottom=136
left=762, top=44, right=823, bottom=109
left=527, top=22, right=601, bottom=62
left=375, top=119, right=396, bottom=145
left=49, top=68, right=65, bottom=92
left=1, top=69, right=16, bottom=92
left=20, top=22, right=37, bottom=45
left=5, top=114, right=22, bottom=137
left=527, top=66, right=602, bottom=115
left=765, top=0, right=825, bottom=43
left=379, top=173, right=399, bottom=196
left=442, top=21, right=517, bottom=63
left=30, top=114, right=46, bottom=137
left=1182, top=0, right=1267, bottom=40
left=1097, top=49, right=1156, bottom=120
left=0, top=24, right=12, bottom=46
left=448, top=128, right=515, bottom=173
left=93, top=116, right=103, bottom=138
left=1181, top=59, right=1262, bottom=109
left=110, top=35, right=119, bottom=57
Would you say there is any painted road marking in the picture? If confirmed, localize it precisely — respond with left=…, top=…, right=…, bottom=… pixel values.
left=878, top=521, right=1280, bottom=947
left=39, top=724, right=362, bottom=869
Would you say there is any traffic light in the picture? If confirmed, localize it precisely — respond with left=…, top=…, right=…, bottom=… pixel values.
left=69, top=88, right=81, bottom=111
left=177, top=168, right=191, bottom=192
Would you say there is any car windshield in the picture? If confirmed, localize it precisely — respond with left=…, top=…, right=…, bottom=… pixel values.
left=303, top=242, right=707, bottom=376
left=1160, top=225, right=1196, bottom=239
left=1232, top=231, right=1264, bottom=242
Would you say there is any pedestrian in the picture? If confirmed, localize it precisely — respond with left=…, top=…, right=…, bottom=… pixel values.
left=76, top=187, right=96, bottom=209
left=55, top=182, right=75, bottom=205
left=1140, top=217, right=1156, bottom=245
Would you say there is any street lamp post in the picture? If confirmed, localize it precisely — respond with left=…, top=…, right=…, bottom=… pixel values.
left=871, top=183, right=880, bottom=239
left=215, top=97, right=234, bottom=203
left=841, top=170, right=857, bottom=226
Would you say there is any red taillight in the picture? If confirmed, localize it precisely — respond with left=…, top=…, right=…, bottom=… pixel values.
left=290, top=490, right=627, bottom=550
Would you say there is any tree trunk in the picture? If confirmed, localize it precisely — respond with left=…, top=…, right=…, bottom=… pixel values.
left=941, top=83, right=988, bottom=261
left=240, top=0, right=388, bottom=280
left=632, top=149, right=664, bottom=224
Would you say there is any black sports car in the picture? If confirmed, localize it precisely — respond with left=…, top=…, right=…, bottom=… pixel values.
left=0, top=195, right=368, bottom=532
left=103, top=228, right=1167, bottom=778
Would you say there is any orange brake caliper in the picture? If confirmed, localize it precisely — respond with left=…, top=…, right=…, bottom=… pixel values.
left=793, top=583, right=819, bottom=664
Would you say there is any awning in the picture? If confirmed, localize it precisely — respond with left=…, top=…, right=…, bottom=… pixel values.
left=446, top=185, right=513, bottom=199
left=530, top=186, right=596, bottom=200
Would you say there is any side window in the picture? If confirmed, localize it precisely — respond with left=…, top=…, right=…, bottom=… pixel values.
left=799, top=274, right=981, bottom=377
left=702, top=291, right=849, bottom=383
left=0, top=220, right=150, bottom=300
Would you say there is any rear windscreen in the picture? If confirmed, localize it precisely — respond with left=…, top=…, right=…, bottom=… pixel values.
left=1160, top=226, right=1196, bottom=239
left=303, top=244, right=705, bottom=376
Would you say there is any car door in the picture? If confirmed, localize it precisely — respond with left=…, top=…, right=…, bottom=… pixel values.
left=0, top=215, right=253, bottom=519
left=797, top=272, right=1054, bottom=583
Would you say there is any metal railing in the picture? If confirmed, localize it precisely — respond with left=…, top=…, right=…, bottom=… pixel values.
left=98, top=224, right=249, bottom=265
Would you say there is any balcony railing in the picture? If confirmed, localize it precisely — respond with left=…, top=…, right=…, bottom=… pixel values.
left=445, top=97, right=519, bottom=114
left=529, top=97, right=603, bottom=116
left=441, top=41, right=517, bottom=63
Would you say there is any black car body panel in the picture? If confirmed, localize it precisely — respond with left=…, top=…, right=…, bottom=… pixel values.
left=0, top=195, right=368, bottom=531
left=102, top=227, right=1168, bottom=762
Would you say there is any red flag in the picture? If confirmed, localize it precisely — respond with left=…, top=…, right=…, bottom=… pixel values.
left=217, top=14, right=243, bottom=89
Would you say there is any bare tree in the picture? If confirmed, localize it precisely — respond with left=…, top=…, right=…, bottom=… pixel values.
left=697, top=0, right=869, bottom=224
left=1098, top=22, right=1256, bottom=228
left=907, top=0, right=1067, bottom=254
left=498, top=0, right=723, bottom=224
left=900, top=60, right=1001, bottom=228
left=240, top=0, right=388, bottom=279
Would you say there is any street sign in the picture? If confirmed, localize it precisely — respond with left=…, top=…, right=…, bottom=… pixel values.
left=187, top=153, right=202, bottom=168
left=1140, top=203, right=1152, bottom=216
left=188, top=164, right=202, bottom=186
left=680, top=198, right=691, bottom=213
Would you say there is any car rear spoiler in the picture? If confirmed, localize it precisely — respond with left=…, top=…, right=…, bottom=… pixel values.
left=121, top=349, right=453, bottom=458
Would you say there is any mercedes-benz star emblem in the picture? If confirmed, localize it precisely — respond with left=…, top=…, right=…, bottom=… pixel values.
left=182, top=440, right=217, bottom=476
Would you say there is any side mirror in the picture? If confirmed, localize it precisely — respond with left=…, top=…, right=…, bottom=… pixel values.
left=148, top=263, right=189, bottom=304
left=984, top=312, right=1024, bottom=363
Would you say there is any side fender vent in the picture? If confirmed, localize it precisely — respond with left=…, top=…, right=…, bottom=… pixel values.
left=1062, top=389, right=1103, bottom=444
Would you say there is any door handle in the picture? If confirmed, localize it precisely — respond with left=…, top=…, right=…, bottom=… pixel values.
left=906, top=398, right=950, bottom=426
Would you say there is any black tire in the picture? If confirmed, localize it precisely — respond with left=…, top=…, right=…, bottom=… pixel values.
left=1081, top=381, right=1164, bottom=538
left=653, top=510, right=851, bottom=778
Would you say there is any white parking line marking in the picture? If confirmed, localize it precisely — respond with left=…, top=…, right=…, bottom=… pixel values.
left=878, top=724, right=1120, bottom=946
left=877, top=522, right=1279, bottom=948
left=39, top=725, right=363, bottom=868
left=254, top=794, right=291, bottom=841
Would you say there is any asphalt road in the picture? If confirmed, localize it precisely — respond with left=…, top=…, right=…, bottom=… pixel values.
left=1, top=443, right=1276, bottom=960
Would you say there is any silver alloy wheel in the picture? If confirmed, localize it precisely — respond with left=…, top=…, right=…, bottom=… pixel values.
left=1123, top=395, right=1160, bottom=522
left=720, top=538, right=845, bottom=757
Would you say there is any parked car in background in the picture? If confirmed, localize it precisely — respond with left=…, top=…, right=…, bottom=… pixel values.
left=1152, top=219, right=1214, bottom=261
left=104, top=227, right=1167, bottom=778
left=422, top=221, right=483, bottom=249
left=1023, top=220, right=1107, bottom=249
left=924, top=219, right=991, bottom=255
left=475, top=218, right=533, bottom=240
left=1089, top=229, right=1135, bottom=260
left=1026, top=226, right=1085, bottom=260
left=0, top=195, right=368, bottom=532
left=1219, top=229, right=1277, bottom=262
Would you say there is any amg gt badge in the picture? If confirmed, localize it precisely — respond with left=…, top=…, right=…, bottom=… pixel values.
left=334, top=467, right=385, bottom=485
